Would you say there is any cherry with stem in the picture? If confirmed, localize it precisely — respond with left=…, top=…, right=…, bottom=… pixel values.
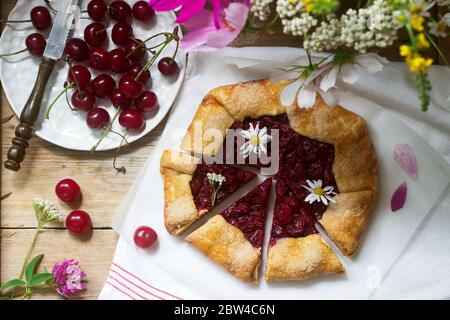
left=134, top=27, right=180, bottom=81
left=45, top=82, right=74, bottom=119
left=90, top=107, right=122, bottom=152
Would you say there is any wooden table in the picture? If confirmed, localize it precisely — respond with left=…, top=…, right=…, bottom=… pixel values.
left=1, top=1, right=449, bottom=300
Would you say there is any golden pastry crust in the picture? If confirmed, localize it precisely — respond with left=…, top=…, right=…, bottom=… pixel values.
left=265, top=234, right=344, bottom=281
left=180, top=96, right=235, bottom=156
left=208, top=79, right=288, bottom=121
left=319, top=191, right=377, bottom=256
left=160, top=150, right=200, bottom=175
left=160, top=167, right=202, bottom=236
left=165, top=79, right=378, bottom=280
left=186, top=215, right=261, bottom=283
left=286, top=98, right=378, bottom=194
left=286, top=96, right=378, bottom=256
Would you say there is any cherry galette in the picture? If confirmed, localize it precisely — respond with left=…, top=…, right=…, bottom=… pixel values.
left=160, top=79, right=378, bottom=283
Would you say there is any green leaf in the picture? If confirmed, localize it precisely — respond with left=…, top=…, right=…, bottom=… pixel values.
left=29, top=273, right=53, bottom=288
left=25, top=254, right=44, bottom=283
left=0, top=278, right=26, bottom=291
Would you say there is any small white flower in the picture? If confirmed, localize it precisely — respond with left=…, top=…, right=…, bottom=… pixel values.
left=206, top=172, right=226, bottom=184
left=240, top=123, right=271, bottom=158
left=428, top=13, right=450, bottom=37
left=302, top=179, right=337, bottom=205
left=32, top=197, right=62, bottom=224
left=320, top=53, right=388, bottom=92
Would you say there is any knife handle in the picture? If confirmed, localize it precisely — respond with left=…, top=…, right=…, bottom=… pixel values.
left=4, top=57, right=56, bottom=171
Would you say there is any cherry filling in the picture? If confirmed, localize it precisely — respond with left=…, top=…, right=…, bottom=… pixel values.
left=221, top=179, right=272, bottom=248
left=190, top=114, right=337, bottom=247
left=230, top=115, right=338, bottom=246
left=190, top=163, right=256, bottom=213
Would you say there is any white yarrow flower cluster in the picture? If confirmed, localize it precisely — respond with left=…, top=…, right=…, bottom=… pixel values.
left=340, top=0, right=402, bottom=53
left=303, top=14, right=341, bottom=52
left=250, top=0, right=275, bottom=20
left=262, top=0, right=403, bottom=53
left=206, top=173, right=226, bottom=185
left=32, top=197, right=62, bottom=225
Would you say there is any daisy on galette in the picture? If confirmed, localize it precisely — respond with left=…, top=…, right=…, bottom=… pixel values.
left=239, top=123, right=271, bottom=158
left=303, top=179, right=337, bottom=205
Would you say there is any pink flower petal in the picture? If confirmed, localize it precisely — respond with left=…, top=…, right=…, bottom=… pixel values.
left=176, top=0, right=207, bottom=23
left=224, top=2, right=249, bottom=31
left=149, top=0, right=185, bottom=11
left=180, top=9, right=214, bottom=29
left=393, top=143, right=417, bottom=179
left=391, top=182, right=407, bottom=212
left=210, top=0, right=222, bottom=29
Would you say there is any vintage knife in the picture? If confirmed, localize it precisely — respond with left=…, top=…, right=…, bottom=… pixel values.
left=5, top=0, right=79, bottom=171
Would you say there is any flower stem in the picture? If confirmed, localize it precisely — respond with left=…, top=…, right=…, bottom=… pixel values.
left=18, top=227, right=41, bottom=279
left=425, top=31, right=449, bottom=67
left=0, top=19, right=32, bottom=23
left=90, top=107, right=121, bottom=152
left=45, top=85, right=72, bottom=119
left=0, top=48, right=27, bottom=57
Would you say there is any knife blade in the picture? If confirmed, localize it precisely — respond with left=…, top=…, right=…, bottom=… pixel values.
left=4, top=0, right=79, bottom=171
left=44, top=0, right=79, bottom=60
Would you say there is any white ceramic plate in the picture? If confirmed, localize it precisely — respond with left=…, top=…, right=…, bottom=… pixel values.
left=0, top=0, right=185, bottom=151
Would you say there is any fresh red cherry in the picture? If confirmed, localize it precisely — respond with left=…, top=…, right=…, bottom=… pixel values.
left=30, top=6, right=52, bottom=31
left=119, top=108, right=145, bottom=130
left=132, top=1, right=155, bottom=21
left=64, top=38, right=89, bottom=61
left=110, top=88, right=131, bottom=108
left=109, top=0, right=131, bottom=22
left=133, top=226, right=158, bottom=249
left=88, top=47, right=109, bottom=70
left=90, top=74, right=116, bottom=98
left=67, top=65, right=91, bottom=89
left=128, top=63, right=151, bottom=85
left=55, top=178, right=81, bottom=203
left=109, top=48, right=130, bottom=73
left=158, top=57, right=179, bottom=76
left=134, top=91, right=158, bottom=112
left=25, top=33, right=46, bottom=56
left=84, top=22, right=107, bottom=47
left=66, top=210, right=92, bottom=235
left=119, top=74, right=144, bottom=99
left=87, top=0, right=108, bottom=21
left=112, top=22, right=133, bottom=45
left=86, top=107, right=110, bottom=129
left=71, top=90, right=96, bottom=111
left=125, top=39, right=146, bottom=62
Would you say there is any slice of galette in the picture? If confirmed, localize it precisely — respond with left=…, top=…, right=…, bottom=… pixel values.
left=265, top=179, right=344, bottom=281
left=186, top=178, right=272, bottom=283
left=160, top=150, right=256, bottom=235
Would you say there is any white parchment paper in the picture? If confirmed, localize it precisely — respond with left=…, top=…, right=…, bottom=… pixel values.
left=108, top=48, right=450, bottom=299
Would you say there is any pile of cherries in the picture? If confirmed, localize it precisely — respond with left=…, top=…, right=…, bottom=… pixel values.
left=56, top=176, right=158, bottom=249
left=2, top=1, right=180, bottom=143
left=61, top=0, right=179, bottom=137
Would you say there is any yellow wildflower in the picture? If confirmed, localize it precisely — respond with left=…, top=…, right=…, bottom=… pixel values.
left=406, top=55, right=433, bottom=73
left=411, top=14, right=424, bottom=31
left=416, top=33, right=430, bottom=49
left=302, top=0, right=313, bottom=12
left=410, top=5, right=423, bottom=15
left=399, top=45, right=412, bottom=57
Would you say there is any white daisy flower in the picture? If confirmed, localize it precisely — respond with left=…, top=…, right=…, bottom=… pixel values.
left=320, top=53, right=389, bottom=92
left=239, top=123, right=271, bottom=158
left=302, top=179, right=337, bottom=206
left=428, top=13, right=450, bottom=37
